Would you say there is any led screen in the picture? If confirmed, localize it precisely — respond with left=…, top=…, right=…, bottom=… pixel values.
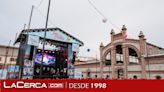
left=35, top=53, right=56, bottom=65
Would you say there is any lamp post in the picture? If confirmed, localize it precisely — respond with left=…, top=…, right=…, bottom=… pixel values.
left=40, top=0, right=51, bottom=79
left=146, top=45, right=151, bottom=79
left=86, top=48, right=98, bottom=78
left=8, top=33, right=18, bottom=79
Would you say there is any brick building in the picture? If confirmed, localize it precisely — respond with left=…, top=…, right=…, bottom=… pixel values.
left=0, top=45, right=18, bottom=69
left=99, top=25, right=164, bottom=79
left=75, top=57, right=100, bottom=79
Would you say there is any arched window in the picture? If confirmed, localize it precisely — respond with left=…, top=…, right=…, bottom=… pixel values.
left=105, top=52, right=111, bottom=65
left=129, top=48, right=139, bottom=64
left=106, top=52, right=111, bottom=60
left=116, top=45, right=123, bottom=64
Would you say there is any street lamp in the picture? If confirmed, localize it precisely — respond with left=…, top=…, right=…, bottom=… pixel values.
left=86, top=48, right=98, bottom=78
left=146, top=46, right=151, bottom=79
left=40, top=0, right=51, bottom=79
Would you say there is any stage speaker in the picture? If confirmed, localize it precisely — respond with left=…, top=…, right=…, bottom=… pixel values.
left=29, top=46, right=34, bottom=60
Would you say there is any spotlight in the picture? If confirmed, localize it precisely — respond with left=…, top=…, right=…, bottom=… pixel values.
left=38, top=49, right=41, bottom=52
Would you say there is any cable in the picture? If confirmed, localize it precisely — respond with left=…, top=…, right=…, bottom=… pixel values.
left=88, top=0, right=121, bottom=31
left=36, top=0, right=44, bottom=9
left=34, top=7, right=57, bottom=28
left=88, top=0, right=106, bottom=19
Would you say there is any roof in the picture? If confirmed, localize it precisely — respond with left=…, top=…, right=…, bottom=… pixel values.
left=145, top=54, right=164, bottom=58
left=75, top=60, right=100, bottom=66
left=0, top=44, right=18, bottom=49
left=126, top=39, right=164, bottom=50
left=75, top=58, right=100, bottom=66
left=104, top=38, right=164, bottom=50
left=15, top=27, right=84, bottom=46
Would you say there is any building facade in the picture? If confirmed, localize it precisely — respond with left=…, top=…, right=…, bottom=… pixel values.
left=0, top=45, right=18, bottom=69
left=99, top=25, right=164, bottom=79
left=75, top=57, right=100, bottom=79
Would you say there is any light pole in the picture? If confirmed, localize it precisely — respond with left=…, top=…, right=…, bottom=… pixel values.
left=40, top=0, right=51, bottom=79
left=95, top=54, right=98, bottom=78
left=146, top=46, right=151, bottom=79
left=86, top=48, right=98, bottom=78
left=8, top=33, right=18, bottom=79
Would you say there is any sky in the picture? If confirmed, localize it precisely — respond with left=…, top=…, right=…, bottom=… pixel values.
left=0, top=0, right=164, bottom=58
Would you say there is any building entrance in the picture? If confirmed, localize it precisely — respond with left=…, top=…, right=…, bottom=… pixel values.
left=117, top=69, right=124, bottom=79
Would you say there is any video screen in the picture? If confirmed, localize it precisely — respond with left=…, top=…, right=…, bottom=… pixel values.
left=35, top=52, right=56, bottom=65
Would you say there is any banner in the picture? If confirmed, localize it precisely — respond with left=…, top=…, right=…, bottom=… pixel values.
left=0, top=70, right=7, bottom=79
left=7, top=65, right=19, bottom=72
left=27, top=35, right=39, bottom=46
left=72, top=43, right=79, bottom=53
left=22, top=59, right=34, bottom=79
left=27, top=30, right=83, bottom=46
left=7, top=66, right=19, bottom=79
left=67, top=62, right=74, bottom=78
